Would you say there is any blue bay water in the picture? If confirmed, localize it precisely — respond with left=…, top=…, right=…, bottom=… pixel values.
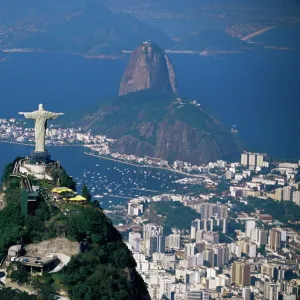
left=0, top=143, right=184, bottom=208
left=0, top=48, right=299, bottom=197
left=0, top=50, right=299, bottom=159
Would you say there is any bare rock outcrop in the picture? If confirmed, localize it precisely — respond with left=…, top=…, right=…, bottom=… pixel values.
left=25, top=238, right=80, bottom=256
left=119, top=41, right=177, bottom=96
left=78, top=41, right=240, bottom=165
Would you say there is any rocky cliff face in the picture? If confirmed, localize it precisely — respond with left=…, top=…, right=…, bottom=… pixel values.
left=79, top=89, right=239, bottom=165
left=78, top=41, right=240, bottom=164
left=119, top=41, right=177, bottom=96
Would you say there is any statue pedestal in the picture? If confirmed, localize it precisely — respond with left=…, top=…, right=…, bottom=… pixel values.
left=20, top=160, right=54, bottom=181
left=30, top=151, right=51, bottom=164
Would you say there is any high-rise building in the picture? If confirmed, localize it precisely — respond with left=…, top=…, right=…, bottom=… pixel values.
left=256, top=154, right=265, bottom=167
left=196, top=252, right=204, bottom=266
left=213, top=245, right=229, bottom=266
left=242, top=287, right=252, bottom=300
left=128, top=232, right=141, bottom=251
left=166, top=233, right=181, bottom=249
left=191, top=220, right=200, bottom=239
left=203, top=249, right=214, bottom=267
left=157, top=235, right=166, bottom=253
left=195, top=242, right=206, bottom=253
left=241, top=153, right=249, bottom=166
left=201, top=203, right=214, bottom=220
left=196, top=230, right=205, bottom=243
left=275, top=188, right=283, bottom=201
left=232, top=262, right=251, bottom=286
left=249, top=154, right=256, bottom=167
left=249, top=244, right=257, bottom=258
left=256, top=229, right=268, bottom=246
left=282, top=294, right=296, bottom=300
left=143, top=223, right=163, bottom=239
left=217, top=205, right=228, bottom=219
left=185, top=243, right=196, bottom=258
left=149, top=236, right=158, bottom=256
left=269, top=228, right=282, bottom=252
left=226, top=170, right=235, bottom=180
left=283, top=186, right=295, bottom=201
left=241, top=152, right=266, bottom=168
left=245, top=220, right=256, bottom=238
left=237, top=240, right=257, bottom=258
left=185, top=290, right=209, bottom=300
left=127, top=202, right=143, bottom=216
left=293, top=191, right=300, bottom=206
left=159, top=276, right=171, bottom=300
left=264, top=282, right=279, bottom=300
left=203, top=231, right=219, bottom=244
left=221, top=218, right=227, bottom=234
left=146, top=234, right=165, bottom=255
left=200, top=203, right=216, bottom=220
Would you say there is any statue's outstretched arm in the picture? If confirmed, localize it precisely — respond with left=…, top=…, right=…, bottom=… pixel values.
left=47, top=112, right=65, bottom=120
left=18, top=112, right=37, bottom=119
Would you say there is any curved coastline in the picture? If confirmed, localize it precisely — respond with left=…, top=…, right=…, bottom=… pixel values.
left=84, top=151, right=201, bottom=178
left=0, top=140, right=200, bottom=177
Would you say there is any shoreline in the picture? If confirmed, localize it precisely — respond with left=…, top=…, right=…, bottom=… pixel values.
left=0, top=140, right=201, bottom=177
left=84, top=151, right=201, bottom=177
left=1, top=48, right=249, bottom=59
left=0, top=140, right=84, bottom=148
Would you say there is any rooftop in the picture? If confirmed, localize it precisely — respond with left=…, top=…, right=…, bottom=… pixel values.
left=17, top=255, right=58, bottom=268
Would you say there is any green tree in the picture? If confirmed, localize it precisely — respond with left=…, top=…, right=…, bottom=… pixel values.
left=257, top=245, right=266, bottom=256
left=0, top=284, right=36, bottom=299
left=8, top=262, right=29, bottom=284
left=82, top=184, right=92, bottom=202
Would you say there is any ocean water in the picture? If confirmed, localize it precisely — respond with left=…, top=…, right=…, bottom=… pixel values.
left=0, top=49, right=299, bottom=207
left=0, top=143, right=184, bottom=208
left=0, top=50, right=299, bottom=159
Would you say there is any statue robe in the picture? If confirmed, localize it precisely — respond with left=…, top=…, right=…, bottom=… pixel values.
left=23, top=110, right=62, bottom=152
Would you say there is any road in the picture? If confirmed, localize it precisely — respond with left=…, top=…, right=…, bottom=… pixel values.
left=49, top=253, right=71, bottom=274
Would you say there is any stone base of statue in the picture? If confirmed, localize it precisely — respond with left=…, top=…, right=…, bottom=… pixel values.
left=20, top=159, right=54, bottom=181
left=19, top=151, right=55, bottom=181
left=30, top=151, right=51, bottom=164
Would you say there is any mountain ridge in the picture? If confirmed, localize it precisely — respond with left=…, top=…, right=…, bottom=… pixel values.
left=11, top=3, right=174, bottom=56
left=76, top=42, right=240, bottom=165
left=78, top=88, right=240, bottom=165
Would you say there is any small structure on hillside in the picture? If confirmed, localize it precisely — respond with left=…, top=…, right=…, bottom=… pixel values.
left=51, top=187, right=86, bottom=205
left=8, top=245, right=23, bottom=258
left=67, top=195, right=87, bottom=205
left=51, top=187, right=75, bottom=201
left=21, top=189, right=38, bottom=216
left=17, top=255, right=59, bottom=275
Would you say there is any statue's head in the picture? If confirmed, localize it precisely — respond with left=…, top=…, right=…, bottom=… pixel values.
left=39, top=104, right=44, bottom=111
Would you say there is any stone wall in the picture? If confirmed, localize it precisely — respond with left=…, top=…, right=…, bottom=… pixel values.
left=25, top=238, right=80, bottom=256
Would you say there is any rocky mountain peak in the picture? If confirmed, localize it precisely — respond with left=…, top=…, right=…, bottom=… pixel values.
left=119, top=40, right=177, bottom=96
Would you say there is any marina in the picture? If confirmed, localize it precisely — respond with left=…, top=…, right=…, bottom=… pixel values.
left=0, top=143, right=187, bottom=209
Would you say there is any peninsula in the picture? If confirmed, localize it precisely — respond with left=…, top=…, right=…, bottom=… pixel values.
left=0, top=105, right=150, bottom=300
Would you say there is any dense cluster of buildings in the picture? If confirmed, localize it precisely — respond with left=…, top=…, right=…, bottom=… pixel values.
left=121, top=194, right=300, bottom=300
left=2, top=118, right=300, bottom=299
left=116, top=151, right=300, bottom=300
left=121, top=195, right=300, bottom=299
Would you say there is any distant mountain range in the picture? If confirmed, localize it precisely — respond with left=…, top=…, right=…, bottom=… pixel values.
left=10, top=3, right=173, bottom=56
left=0, top=1, right=251, bottom=56
left=76, top=41, right=240, bottom=164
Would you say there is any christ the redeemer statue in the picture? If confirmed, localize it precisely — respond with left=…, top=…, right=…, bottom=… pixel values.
left=19, top=104, right=64, bottom=152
